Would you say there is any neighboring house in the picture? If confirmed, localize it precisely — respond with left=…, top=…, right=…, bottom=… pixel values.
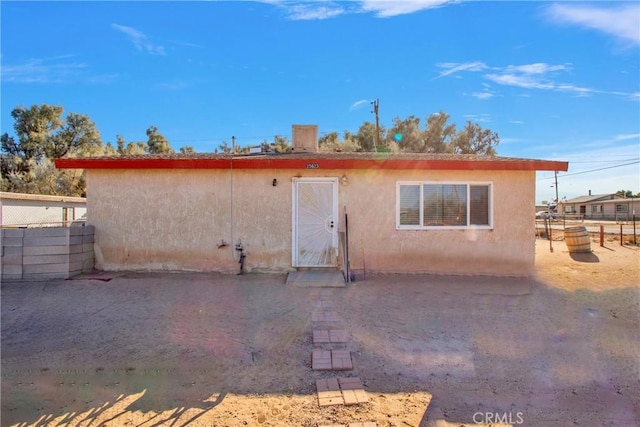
left=560, top=193, right=639, bottom=221
left=0, top=192, right=87, bottom=228
left=56, top=125, right=568, bottom=277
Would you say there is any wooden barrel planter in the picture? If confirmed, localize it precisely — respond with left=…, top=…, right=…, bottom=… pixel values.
left=564, top=226, right=591, bottom=253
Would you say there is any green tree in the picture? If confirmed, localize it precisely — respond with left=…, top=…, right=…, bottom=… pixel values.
left=451, top=121, right=499, bottom=155
left=1, top=104, right=102, bottom=196
left=272, top=135, right=292, bottom=153
left=421, top=111, right=457, bottom=153
left=50, top=113, right=102, bottom=158
left=356, top=121, right=384, bottom=152
left=179, top=145, right=195, bottom=154
left=116, top=135, right=126, bottom=154
left=318, top=131, right=340, bottom=147
left=616, top=190, right=639, bottom=198
left=318, top=131, right=360, bottom=153
left=388, top=115, right=422, bottom=151
left=102, top=142, right=118, bottom=156
left=146, top=126, right=174, bottom=154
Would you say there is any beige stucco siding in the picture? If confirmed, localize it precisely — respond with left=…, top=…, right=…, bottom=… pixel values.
left=87, top=168, right=535, bottom=276
left=340, top=169, right=535, bottom=276
left=87, top=169, right=295, bottom=272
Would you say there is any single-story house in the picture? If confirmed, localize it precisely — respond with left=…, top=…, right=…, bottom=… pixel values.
left=56, top=125, right=568, bottom=277
left=0, top=192, right=87, bottom=228
left=560, top=193, right=639, bottom=221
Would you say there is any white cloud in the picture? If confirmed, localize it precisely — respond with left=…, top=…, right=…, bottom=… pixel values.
left=613, top=133, right=640, bottom=142
left=439, top=61, right=636, bottom=99
left=256, top=0, right=458, bottom=19
left=349, top=99, right=369, bottom=111
left=435, top=61, right=487, bottom=79
left=485, top=72, right=554, bottom=90
left=256, top=1, right=346, bottom=20
left=359, top=0, right=456, bottom=18
left=504, top=63, right=570, bottom=75
left=112, top=24, right=166, bottom=55
left=287, top=4, right=344, bottom=20
left=471, top=91, right=493, bottom=100
left=471, top=84, right=495, bottom=100
left=546, top=3, right=640, bottom=46
left=1, top=55, right=87, bottom=83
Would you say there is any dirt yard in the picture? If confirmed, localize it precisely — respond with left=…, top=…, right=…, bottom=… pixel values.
left=1, top=237, right=639, bottom=427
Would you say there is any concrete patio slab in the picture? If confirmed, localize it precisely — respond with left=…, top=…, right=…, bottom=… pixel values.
left=286, top=269, right=345, bottom=287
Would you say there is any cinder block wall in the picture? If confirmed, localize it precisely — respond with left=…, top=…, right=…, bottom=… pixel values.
left=1, top=225, right=94, bottom=281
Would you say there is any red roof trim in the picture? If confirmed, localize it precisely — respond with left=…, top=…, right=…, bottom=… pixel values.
left=55, top=157, right=568, bottom=172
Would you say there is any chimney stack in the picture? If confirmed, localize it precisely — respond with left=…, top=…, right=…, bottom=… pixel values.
left=292, top=125, right=318, bottom=152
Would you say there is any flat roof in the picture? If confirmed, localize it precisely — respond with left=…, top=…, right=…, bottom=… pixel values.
left=55, top=152, right=568, bottom=172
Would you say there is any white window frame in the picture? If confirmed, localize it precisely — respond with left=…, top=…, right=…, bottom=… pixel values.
left=396, top=181, right=493, bottom=230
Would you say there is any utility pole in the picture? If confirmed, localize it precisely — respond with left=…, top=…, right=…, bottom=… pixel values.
left=371, top=99, right=380, bottom=150
left=553, top=170, right=559, bottom=212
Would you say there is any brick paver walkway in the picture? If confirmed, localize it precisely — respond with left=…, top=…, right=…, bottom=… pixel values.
left=312, top=310, right=342, bottom=322
left=313, top=329, right=348, bottom=343
left=310, top=291, right=371, bottom=416
left=312, top=349, right=353, bottom=370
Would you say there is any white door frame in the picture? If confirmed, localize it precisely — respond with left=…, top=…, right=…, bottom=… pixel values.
left=292, top=177, right=339, bottom=267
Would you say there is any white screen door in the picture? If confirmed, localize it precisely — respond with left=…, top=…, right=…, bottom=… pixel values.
left=292, top=178, right=338, bottom=267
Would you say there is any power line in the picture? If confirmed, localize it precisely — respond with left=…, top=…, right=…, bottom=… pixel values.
left=565, top=157, right=639, bottom=164
left=538, top=160, right=640, bottom=180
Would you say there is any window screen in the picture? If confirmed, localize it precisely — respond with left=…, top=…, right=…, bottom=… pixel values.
left=423, top=184, right=467, bottom=226
left=397, top=182, right=492, bottom=229
left=470, top=185, right=489, bottom=225
left=399, top=184, right=420, bottom=226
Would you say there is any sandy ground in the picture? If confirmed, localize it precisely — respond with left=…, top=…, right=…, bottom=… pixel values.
left=1, top=236, right=639, bottom=427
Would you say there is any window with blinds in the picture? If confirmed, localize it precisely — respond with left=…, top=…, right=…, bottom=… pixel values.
left=396, top=182, right=492, bottom=229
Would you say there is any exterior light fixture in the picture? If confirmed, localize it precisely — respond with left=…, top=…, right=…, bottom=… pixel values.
left=272, top=178, right=278, bottom=187
left=341, top=175, right=348, bottom=186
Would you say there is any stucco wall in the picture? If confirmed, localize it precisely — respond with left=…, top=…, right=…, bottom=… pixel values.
left=87, top=168, right=535, bottom=276
left=341, top=169, right=535, bottom=276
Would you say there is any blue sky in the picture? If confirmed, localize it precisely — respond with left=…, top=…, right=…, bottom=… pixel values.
left=1, top=0, right=638, bottom=203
